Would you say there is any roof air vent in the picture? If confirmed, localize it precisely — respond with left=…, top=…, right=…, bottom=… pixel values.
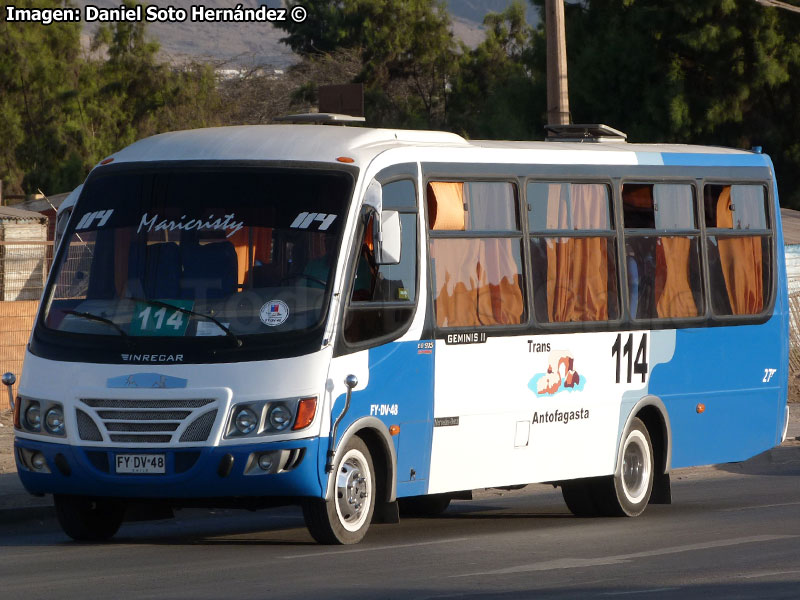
left=274, top=113, right=366, bottom=126
left=545, top=123, right=627, bottom=142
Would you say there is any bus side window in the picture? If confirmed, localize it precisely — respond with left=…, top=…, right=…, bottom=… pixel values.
left=343, top=180, right=418, bottom=345
left=428, top=181, right=525, bottom=328
left=622, top=183, right=703, bottom=321
left=527, top=182, right=619, bottom=323
left=704, top=184, right=771, bottom=316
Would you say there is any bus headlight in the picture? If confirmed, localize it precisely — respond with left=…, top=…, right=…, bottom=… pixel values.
left=17, top=398, right=66, bottom=437
left=45, top=407, right=66, bottom=435
left=268, top=404, right=292, bottom=431
left=24, top=402, right=41, bottom=432
left=234, top=407, right=258, bottom=435
left=226, top=397, right=316, bottom=438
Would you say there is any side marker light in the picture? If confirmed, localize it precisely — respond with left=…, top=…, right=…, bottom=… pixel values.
left=696, top=403, right=706, bottom=414
left=293, top=397, right=318, bottom=430
left=389, top=425, right=400, bottom=436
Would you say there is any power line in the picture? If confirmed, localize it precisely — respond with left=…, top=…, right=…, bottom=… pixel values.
left=755, top=0, right=800, bottom=14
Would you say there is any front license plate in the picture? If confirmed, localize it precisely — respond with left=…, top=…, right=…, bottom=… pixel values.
left=115, top=454, right=166, bottom=474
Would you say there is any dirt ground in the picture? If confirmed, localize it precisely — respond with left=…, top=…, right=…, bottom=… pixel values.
left=0, top=410, right=15, bottom=474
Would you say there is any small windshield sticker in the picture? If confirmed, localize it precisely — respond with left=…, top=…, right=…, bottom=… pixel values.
left=76, top=209, right=114, bottom=230
left=129, top=300, right=194, bottom=337
left=290, top=212, right=338, bottom=231
left=260, top=300, right=289, bottom=326
left=137, top=212, right=244, bottom=238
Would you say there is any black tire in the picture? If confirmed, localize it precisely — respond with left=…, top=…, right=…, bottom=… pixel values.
left=560, top=480, right=598, bottom=517
left=303, top=437, right=376, bottom=544
left=561, top=418, right=654, bottom=518
left=398, top=493, right=451, bottom=517
left=594, top=417, right=655, bottom=517
left=54, top=495, right=125, bottom=542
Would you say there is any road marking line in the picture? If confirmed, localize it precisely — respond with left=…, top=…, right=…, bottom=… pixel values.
left=737, top=569, right=800, bottom=579
left=450, top=535, right=798, bottom=577
left=719, top=501, right=800, bottom=512
left=600, top=588, right=679, bottom=596
left=282, top=536, right=471, bottom=559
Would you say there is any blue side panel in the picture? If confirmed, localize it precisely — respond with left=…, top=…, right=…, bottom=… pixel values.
left=771, top=170, right=791, bottom=436
left=649, top=316, right=786, bottom=468
left=660, top=152, right=769, bottom=168
left=332, top=340, right=434, bottom=498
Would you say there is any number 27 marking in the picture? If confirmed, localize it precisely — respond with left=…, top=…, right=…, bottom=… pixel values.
left=612, top=333, right=648, bottom=384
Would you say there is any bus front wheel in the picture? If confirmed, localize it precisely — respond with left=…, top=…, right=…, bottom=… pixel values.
left=303, top=437, right=376, bottom=544
left=54, top=495, right=125, bottom=542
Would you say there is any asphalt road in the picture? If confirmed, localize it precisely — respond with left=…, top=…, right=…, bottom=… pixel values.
left=1, top=444, right=799, bottom=600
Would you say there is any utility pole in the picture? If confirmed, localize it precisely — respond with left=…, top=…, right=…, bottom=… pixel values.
left=546, top=0, right=570, bottom=125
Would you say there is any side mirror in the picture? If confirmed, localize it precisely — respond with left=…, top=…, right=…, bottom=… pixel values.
left=375, top=210, right=402, bottom=265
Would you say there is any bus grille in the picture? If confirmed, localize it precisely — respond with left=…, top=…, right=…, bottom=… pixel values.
left=78, top=398, right=218, bottom=445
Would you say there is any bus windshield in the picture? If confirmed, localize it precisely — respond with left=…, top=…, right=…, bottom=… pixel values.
left=42, top=166, right=352, bottom=342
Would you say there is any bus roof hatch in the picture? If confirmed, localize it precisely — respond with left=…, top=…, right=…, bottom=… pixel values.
left=544, top=123, right=627, bottom=142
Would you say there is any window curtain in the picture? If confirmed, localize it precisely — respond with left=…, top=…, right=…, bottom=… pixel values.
left=730, top=185, right=766, bottom=230
left=230, top=227, right=272, bottom=286
left=468, top=183, right=523, bottom=324
left=716, top=186, right=764, bottom=314
left=467, top=182, right=516, bottom=230
left=427, top=182, right=465, bottom=231
left=653, top=185, right=698, bottom=318
left=545, top=184, right=609, bottom=321
left=428, top=182, right=523, bottom=326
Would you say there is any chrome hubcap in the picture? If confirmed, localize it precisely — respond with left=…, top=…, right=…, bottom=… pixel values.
left=335, top=450, right=371, bottom=531
left=621, top=431, right=650, bottom=503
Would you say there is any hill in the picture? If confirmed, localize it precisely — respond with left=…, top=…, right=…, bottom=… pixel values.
left=73, top=0, right=540, bottom=68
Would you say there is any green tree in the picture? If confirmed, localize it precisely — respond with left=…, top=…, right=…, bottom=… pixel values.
left=0, top=0, right=84, bottom=195
left=448, top=1, right=544, bottom=139
left=0, top=0, right=222, bottom=197
left=530, top=0, right=800, bottom=206
left=279, top=0, right=459, bottom=128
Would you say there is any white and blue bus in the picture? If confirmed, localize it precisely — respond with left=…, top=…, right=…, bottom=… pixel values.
left=10, top=121, right=790, bottom=543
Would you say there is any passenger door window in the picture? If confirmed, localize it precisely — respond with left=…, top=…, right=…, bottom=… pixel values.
left=343, top=179, right=418, bottom=345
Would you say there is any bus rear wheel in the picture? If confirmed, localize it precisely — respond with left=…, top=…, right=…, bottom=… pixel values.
left=595, top=417, right=655, bottom=517
left=560, top=480, right=598, bottom=517
left=303, top=437, right=376, bottom=544
left=54, top=495, right=125, bottom=542
left=561, top=418, right=654, bottom=518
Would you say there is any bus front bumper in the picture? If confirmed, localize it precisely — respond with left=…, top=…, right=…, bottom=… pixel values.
left=13, top=436, right=325, bottom=500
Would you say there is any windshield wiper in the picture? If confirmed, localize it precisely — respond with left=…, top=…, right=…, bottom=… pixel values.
left=128, top=297, right=242, bottom=347
left=62, top=310, right=132, bottom=342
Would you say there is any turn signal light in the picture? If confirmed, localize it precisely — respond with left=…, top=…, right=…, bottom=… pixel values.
left=293, top=396, right=317, bottom=430
left=696, top=403, right=706, bottom=414
left=389, top=425, right=400, bottom=436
